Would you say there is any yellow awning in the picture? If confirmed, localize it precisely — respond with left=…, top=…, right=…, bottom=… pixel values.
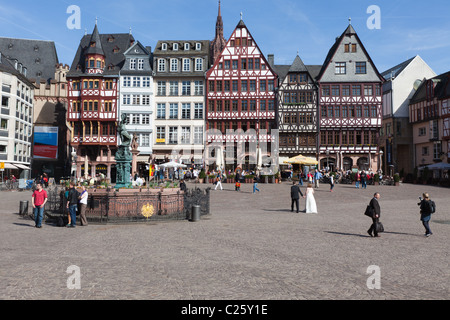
left=283, top=155, right=318, bottom=165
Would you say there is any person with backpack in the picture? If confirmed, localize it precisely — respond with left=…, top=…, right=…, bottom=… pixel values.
left=66, top=182, right=79, bottom=228
left=418, top=193, right=435, bottom=237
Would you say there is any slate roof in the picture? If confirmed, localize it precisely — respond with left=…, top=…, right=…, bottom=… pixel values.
left=273, top=55, right=322, bottom=83
left=68, top=29, right=135, bottom=77
left=0, top=37, right=59, bottom=83
left=381, top=57, right=416, bottom=80
left=0, top=52, right=35, bottom=87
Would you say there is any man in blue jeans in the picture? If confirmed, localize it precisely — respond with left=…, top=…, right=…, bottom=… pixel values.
left=253, top=175, right=260, bottom=193
left=32, top=183, right=48, bottom=228
left=66, top=182, right=79, bottom=228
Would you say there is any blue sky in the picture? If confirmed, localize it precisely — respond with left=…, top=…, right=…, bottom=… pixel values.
left=0, top=0, right=449, bottom=75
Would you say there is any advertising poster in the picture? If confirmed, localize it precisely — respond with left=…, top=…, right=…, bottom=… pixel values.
left=33, top=127, right=58, bottom=159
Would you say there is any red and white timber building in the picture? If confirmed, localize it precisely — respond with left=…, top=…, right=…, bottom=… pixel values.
left=206, top=18, right=278, bottom=171
left=316, top=22, right=385, bottom=172
left=67, top=23, right=135, bottom=181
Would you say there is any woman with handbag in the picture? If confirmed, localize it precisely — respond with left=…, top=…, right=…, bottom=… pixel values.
left=367, top=192, right=381, bottom=237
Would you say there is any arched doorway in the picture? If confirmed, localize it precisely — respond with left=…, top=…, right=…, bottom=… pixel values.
left=357, top=157, right=369, bottom=171
left=320, top=157, right=336, bottom=172
left=343, top=157, right=353, bottom=171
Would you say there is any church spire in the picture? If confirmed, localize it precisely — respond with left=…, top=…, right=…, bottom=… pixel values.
left=210, top=0, right=227, bottom=65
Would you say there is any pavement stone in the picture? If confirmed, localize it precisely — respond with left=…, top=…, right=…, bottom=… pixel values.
left=0, top=181, right=449, bottom=300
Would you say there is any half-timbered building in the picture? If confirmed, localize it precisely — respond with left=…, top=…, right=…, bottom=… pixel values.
left=409, top=71, right=450, bottom=170
left=67, top=23, right=135, bottom=181
left=206, top=18, right=278, bottom=171
left=316, top=22, right=384, bottom=172
left=273, top=55, right=320, bottom=162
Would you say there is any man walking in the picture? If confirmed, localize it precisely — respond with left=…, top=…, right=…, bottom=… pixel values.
left=66, top=182, right=79, bottom=228
left=32, top=182, right=48, bottom=228
left=361, top=171, right=367, bottom=189
left=367, top=192, right=381, bottom=237
left=253, top=175, right=260, bottom=193
left=291, top=181, right=305, bottom=213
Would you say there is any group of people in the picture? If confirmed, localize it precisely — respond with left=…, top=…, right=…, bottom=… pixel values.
left=31, top=182, right=89, bottom=229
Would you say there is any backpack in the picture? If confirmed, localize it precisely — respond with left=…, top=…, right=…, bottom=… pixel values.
left=429, top=200, right=436, bottom=214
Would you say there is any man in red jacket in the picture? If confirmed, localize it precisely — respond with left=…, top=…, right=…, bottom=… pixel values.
left=32, top=183, right=48, bottom=228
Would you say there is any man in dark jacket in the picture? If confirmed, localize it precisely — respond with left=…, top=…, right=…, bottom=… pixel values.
left=367, top=192, right=381, bottom=237
left=418, top=193, right=434, bottom=237
left=291, top=181, right=305, bottom=213
left=66, top=182, right=79, bottom=228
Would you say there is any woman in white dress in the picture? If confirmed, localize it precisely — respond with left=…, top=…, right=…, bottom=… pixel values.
left=305, top=183, right=318, bottom=214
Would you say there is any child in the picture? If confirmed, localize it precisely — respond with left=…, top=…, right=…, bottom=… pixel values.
left=235, top=181, right=241, bottom=191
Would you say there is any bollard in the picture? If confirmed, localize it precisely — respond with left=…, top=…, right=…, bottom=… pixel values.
left=191, top=205, right=200, bottom=222
left=19, top=200, right=29, bottom=216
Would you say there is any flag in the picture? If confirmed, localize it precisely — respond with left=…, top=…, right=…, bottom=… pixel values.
left=149, top=164, right=155, bottom=177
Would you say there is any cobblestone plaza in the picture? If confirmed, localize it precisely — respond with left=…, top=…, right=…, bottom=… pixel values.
left=0, top=182, right=449, bottom=300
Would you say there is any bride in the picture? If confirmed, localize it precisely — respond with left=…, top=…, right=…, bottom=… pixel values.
left=305, top=183, right=318, bottom=214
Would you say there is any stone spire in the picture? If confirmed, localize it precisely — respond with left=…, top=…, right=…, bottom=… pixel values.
left=210, top=0, right=227, bottom=65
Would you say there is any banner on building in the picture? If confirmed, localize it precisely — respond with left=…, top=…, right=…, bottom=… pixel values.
left=33, top=127, right=58, bottom=159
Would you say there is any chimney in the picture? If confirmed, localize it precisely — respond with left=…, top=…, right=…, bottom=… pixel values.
left=268, top=54, right=274, bottom=67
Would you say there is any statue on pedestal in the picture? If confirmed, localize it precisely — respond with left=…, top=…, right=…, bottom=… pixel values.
left=115, top=114, right=133, bottom=189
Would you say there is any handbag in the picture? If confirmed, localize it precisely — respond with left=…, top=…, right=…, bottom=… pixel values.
left=375, top=221, right=384, bottom=233
left=364, top=205, right=374, bottom=217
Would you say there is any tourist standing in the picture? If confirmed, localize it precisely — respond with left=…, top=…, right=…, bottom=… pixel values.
left=305, top=183, right=318, bottom=214
left=355, top=171, right=361, bottom=189
left=361, top=171, right=367, bottom=189
left=66, top=182, right=79, bottom=228
left=298, top=170, right=303, bottom=186
left=253, top=175, right=260, bottom=193
left=290, top=181, right=304, bottom=213
left=367, top=192, right=381, bottom=237
left=79, top=185, right=88, bottom=226
left=314, top=170, right=320, bottom=189
left=180, top=179, right=187, bottom=192
left=329, top=174, right=334, bottom=192
left=418, top=193, right=435, bottom=237
left=31, top=183, right=48, bottom=228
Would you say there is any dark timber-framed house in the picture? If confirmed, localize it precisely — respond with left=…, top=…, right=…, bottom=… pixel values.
left=273, top=55, right=321, bottom=162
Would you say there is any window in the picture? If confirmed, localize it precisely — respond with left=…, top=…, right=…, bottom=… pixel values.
left=241, top=100, right=248, bottom=112
left=260, top=100, right=266, bottom=111
left=232, top=80, right=238, bottom=92
left=232, top=60, right=238, bottom=70
left=181, top=103, right=191, bottom=119
left=183, top=58, right=191, bottom=72
left=0, top=119, right=7, bottom=130
left=364, top=106, right=370, bottom=118
left=194, top=81, right=204, bottom=95
left=138, top=59, right=144, bottom=70
left=169, top=103, right=178, bottom=119
left=173, top=43, right=179, bottom=51
left=195, top=43, right=201, bottom=51
left=140, top=134, right=150, bottom=147
left=142, top=77, right=151, bottom=88
left=352, top=85, right=361, bottom=96
left=161, top=43, right=168, bottom=51
left=132, top=95, right=140, bottom=105
left=170, top=59, right=178, bottom=72
left=194, top=127, right=203, bottom=144
left=241, top=80, right=248, bottom=92
left=433, top=141, right=442, bottom=159
left=184, top=43, right=190, bottom=51
left=142, top=95, right=150, bottom=106
left=335, top=62, right=346, bottom=74
left=371, top=106, right=378, bottom=118
left=224, top=60, right=230, bottom=70
left=322, top=86, right=330, bottom=96
left=352, top=44, right=357, bottom=52
left=364, top=85, right=373, bottom=96
left=158, top=59, right=166, bottom=72
left=241, top=58, right=247, bottom=70
left=332, top=85, right=340, bottom=96
left=232, top=100, right=238, bottom=112
left=182, top=81, right=191, bottom=96
left=122, top=95, right=131, bottom=105
left=130, top=59, right=136, bottom=70
left=157, top=104, right=166, bottom=119
left=250, top=80, right=256, bottom=92
left=260, top=80, right=266, bottom=92
left=356, top=62, right=367, bottom=74
left=169, top=127, right=178, bottom=144
left=156, top=127, right=166, bottom=143
left=418, top=127, right=426, bottom=136
left=181, top=127, right=191, bottom=144
left=133, top=77, right=140, bottom=87
left=169, top=81, right=179, bottom=96
left=422, top=146, right=429, bottom=156
left=342, top=85, right=350, bottom=96
left=157, top=81, right=166, bottom=96
left=268, top=80, right=274, bottom=91
left=250, top=100, right=256, bottom=111
left=195, top=58, right=203, bottom=71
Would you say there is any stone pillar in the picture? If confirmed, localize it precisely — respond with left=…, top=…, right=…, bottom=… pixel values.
left=131, top=149, right=140, bottom=177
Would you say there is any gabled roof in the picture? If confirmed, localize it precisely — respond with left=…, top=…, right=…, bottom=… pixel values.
left=273, top=55, right=321, bottom=83
left=410, top=71, right=450, bottom=104
left=68, top=29, right=135, bottom=77
left=0, top=37, right=59, bottom=82
left=381, top=56, right=416, bottom=80
left=316, top=23, right=384, bottom=83
left=289, top=55, right=308, bottom=73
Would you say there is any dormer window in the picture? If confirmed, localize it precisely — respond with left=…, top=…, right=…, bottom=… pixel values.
left=107, top=35, right=115, bottom=43
left=184, top=43, right=190, bottom=51
left=173, top=43, right=179, bottom=51
left=195, top=43, right=201, bottom=51
left=34, top=45, right=39, bottom=52
left=113, top=46, right=120, bottom=53
left=35, top=58, right=41, bottom=64
left=162, top=43, right=167, bottom=51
